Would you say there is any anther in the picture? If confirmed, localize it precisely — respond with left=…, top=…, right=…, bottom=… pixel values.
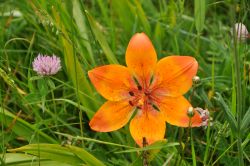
left=137, top=85, right=142, bottom=91
left=129, top=101, right=134, bottom=106
left=133, top=76, right=140, bottom=86
left=129, top=91, right=134, bottom=96
left=150, top=75, right=154, bottom=85
left=152, top=104, right=160, bottom=112
left=136, top=106, right=142, bottom=109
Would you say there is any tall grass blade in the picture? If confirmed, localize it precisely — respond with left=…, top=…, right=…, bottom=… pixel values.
left=85, top=11, right=118, bottom=64
left=0, top=108, right=57, bottom=143
left=72, top=0, right=96, bottom=67
left=240, top=106, right=250, bottom=132
left=52, top=6, right=96, bottom=118
left=2, top=153, right=71, bottom=166
left=194, top=0, right=205, bottom=33
left=214, top=92, right=237, bottom=133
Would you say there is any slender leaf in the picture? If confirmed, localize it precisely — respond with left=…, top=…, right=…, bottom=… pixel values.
left=194, top=0, right=205, bottom=33
left=2, top=153, right=71, bottom=166
left=8, top=144, right=105, bottom=166
left=240, top=106, right=250, bottom=132
left=85, top=10, right=118, bottom=64
left=66, top=144, right=106, bottom=166
left=52, top=5, right=96, bottom=118
left=0, top=108, right=57, bottom=143
left=214, top=92, right=237, bottom=133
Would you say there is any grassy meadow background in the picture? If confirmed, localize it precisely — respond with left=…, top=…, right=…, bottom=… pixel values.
left=0, top=0, right=250, bottom=165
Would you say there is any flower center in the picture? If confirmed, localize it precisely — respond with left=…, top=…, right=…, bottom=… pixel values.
left=128, top=76, right=161, bottom=111
left=128, top=86, right=155, bottom=110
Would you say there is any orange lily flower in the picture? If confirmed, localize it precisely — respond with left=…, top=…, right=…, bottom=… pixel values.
left=88, top=33, right=205, bottom=147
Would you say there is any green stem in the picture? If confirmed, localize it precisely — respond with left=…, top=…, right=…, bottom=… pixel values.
left=232, top=18, right=244, bottom=166
left=190, top=128, right=196, bottom=166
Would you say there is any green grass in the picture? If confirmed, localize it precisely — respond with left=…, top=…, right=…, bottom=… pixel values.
left=0, top=0, right=250, bottom=165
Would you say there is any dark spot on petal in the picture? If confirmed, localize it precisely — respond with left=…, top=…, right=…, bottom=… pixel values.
left=152, top=104, right=160, bottom=112
left=129, top=91, right=134, bottom=96
left=137, top=85, right=142, bottom=91
left=129, top=101, right=134, bottom=106
left=136, top=106, right=142, bottom=109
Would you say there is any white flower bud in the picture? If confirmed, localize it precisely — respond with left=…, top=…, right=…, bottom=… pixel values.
left=187, top=107, right=194, bottom=117
left=234, top=23, right=249, bottom=41
left=192, top=76, right=201, bottom=85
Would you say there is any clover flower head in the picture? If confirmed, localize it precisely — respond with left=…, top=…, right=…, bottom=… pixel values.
left=32, top=54, right=61, bottom=76
left=235, top=23, right=249, bottom=41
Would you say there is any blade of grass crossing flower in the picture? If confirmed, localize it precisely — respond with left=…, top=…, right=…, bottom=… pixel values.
left=0, top=108, right=57, bottom=143
left=85, top=11, right=118, bottom=64
left=194, top=0, right=205, bottom=33
left=115, top=142, right=179, bottom=153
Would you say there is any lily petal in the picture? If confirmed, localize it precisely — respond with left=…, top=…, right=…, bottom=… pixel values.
left=125, top=33, right=157, bottom=86
left=89, top=100, right=134, bottom=132
left=130, top=109, right=165, bottom=147
left=88, top=65, right=136, bottom=101
left=153, top=56, right=198, bottom=97
left=158, top=96, right=202, bottom=127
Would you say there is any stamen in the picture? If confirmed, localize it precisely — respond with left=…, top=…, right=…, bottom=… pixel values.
left=133, top=76, right=140, bottom=86
left=152, top=104, right=160, bottom=112
left=129, top=91, right=134, bottom=96
left=149, top=75, right=154, bottom=85
left=129, top=101, right=134, bottom=106
left=136, top=106, right=142, bottom=109
left=142, top=137, right=148, bottom=147
left=137, top=85, right=142, bottom=91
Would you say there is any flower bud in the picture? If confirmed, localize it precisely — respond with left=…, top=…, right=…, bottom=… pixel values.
left=192, top=76, right=201, bottom=85
left=234, top=23, right=249, bottom=41
left=187, top=107, right=194, bottom=117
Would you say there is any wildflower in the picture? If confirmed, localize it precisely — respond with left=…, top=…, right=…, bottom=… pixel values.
left=194, top=107, right=211, bottom=127
left=88, top=33, right=205, bottom=146
left=234, top=23, right=249, bottom=41
left=32, top=54, right=61, bottom=76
